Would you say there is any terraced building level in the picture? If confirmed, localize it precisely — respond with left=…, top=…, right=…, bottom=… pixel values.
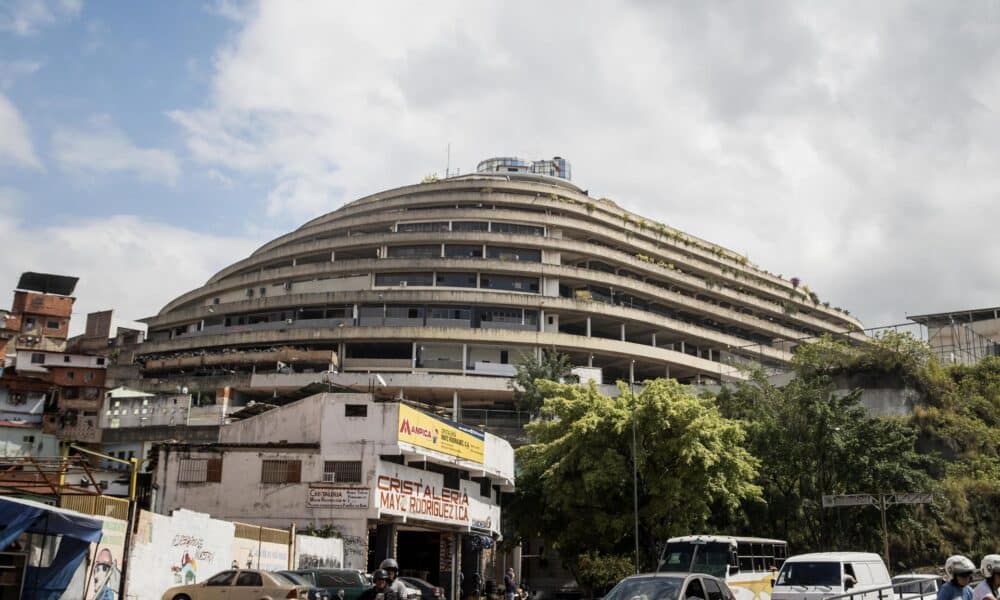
left=135, top=156, right=865, bottom=417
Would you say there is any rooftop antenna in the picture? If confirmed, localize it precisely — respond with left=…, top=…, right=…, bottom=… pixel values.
left=445, top=143, right=451, bottom=178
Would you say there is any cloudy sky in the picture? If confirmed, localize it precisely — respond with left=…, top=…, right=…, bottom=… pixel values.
left=1, top=1, right=998, bottom=334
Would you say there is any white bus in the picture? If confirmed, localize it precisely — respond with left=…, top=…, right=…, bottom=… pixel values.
left=658, top=535, right=788, bottom=600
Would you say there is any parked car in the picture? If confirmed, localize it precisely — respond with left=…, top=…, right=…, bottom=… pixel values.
left=772, top=553, right=894, bottom=600
left=604, top=572, right=736, bottom=600
left=286, top=569, right=372, bottom=600
left=279, top=571, right=333, bottom=600
left=160, top=569, right=310, bottom=600
left=398, top=576, right=444, bottom=600
left=398, top=578, right=424, bottom=600
left=891, top=574, right=944, bottom=600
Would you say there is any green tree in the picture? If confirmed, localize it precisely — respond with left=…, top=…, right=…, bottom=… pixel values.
left=716, top=369, right=933, bottom=565
left=509, top=349, right=578, bottom=414
left=575, top=552, right=634, bottom=599
left=511, top=379, right=760, bottom=575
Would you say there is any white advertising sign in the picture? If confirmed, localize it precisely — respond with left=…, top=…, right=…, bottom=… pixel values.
left=308, top=486, right=370, bottom=508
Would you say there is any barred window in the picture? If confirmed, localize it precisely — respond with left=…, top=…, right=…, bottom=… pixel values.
left=261, top=459, right=302, bottom=484
left=324, top=461, right=362, bottom=483
left=178, top=458, right=222, bottom=483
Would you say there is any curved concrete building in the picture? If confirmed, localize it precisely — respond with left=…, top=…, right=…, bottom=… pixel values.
left=137, top=156, right=864, bottom=414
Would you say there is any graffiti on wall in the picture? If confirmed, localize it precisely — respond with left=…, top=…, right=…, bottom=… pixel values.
left=87, top=518, right=126, bottom=600
left=295, top=535, right=344, bottom=569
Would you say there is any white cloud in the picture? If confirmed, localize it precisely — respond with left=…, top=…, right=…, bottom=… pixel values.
left=0, top=0, right=82, bottom=36
left=0, top=203, right=259, bottom=334
left=172, top=2, right=1000, bottom=327
left=0, top=59, right=44, bottom=89
left=0, top=92, right=41, bottom=169
left=52, top=115, right=181, bottom=184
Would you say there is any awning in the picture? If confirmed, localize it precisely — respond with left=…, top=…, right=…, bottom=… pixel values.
left=105, top=386, right=155, bottom=399
left=0, top=495, right=104, bottom=600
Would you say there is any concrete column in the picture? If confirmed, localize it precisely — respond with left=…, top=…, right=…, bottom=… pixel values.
left=665, top=366, right=671, bottom=378
left=462, top=344, right=468, bottom=375
left=291, top=257, right=297, bottom=266
left=441, top=243, right=445, bottom=258
left=680, top=340, right=685, bottom=355
left=412, top=342, right=418, bottom=370
left=588, top=353, right=594, bottom=367
left=482, top=244, right=487, bottom=258
left=330, top=250, right=335, bottom=262
left=352, top=304, right=359, bottom=323
left=620, top=323, right=626, bottom=342
left=708, top=348, right=713, bottom=361
left=586, top=317, right=591, bottom=337
left=538, top=309, right=544, bottom=330
left=452, top=391, right=461, bottom=420
left=451, top=532, right=462, bottom=600
left=651, top=332, right=657, bottom=347
left=629, top=361, right=635, bottom=384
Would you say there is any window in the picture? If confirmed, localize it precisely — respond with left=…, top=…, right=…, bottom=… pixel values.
left=684, top=579, right=706, bottom=600
left=345, top=404, right=367, bottom=418
left=317, top=572, right=365, bottom=586
left=213, top=297, right=221, bottom=304
left=490, top=222, right=544, bottom=236
left=246, top=288, right=254, bottom=297
left=96, top=357, right=106, bottom=365
left=387, top=245, right=440, bottom=258
left=84, top=372, right=94, bottom=383
left=63, top=355, right=71, bottom=363
left=261, top=459, right=302, bottom=484
left=451, top=221, right=488, bottom=232
left=324, top=461, right=363, bottom=483
left=703, top=579, right=723, bottom=600
left=24, top=317, right=36, bottom=329
left=445, top=244, right=483, bottom=259
left=206, top=571, right=237, bottom=586
left=30, top=353, right=45, bottom=364
left=436, top=272, right=477, bottom=288
left=375, top=272, right=433, bottom=286
left=46, top=320, right=59, bottom=329
left=397, top=221, right=449, bottom=233
left=480, top=274, right=539, bottom=293
left=178, top=458, right=223, bottom=483
left=235, top=571, right=263, bottom=586
left=66, top=371, right=75, bottom=380
left=486, top=246, right=540, bottom=262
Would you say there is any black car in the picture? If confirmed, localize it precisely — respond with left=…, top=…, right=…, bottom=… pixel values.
left=398, top=576, right=444, bottom=600
left=278, top=571, right=332, bottom=600
left=604, top=573, right=736, bottom=600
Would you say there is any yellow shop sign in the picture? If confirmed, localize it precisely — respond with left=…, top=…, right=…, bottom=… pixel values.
left=397, top=404, right=485, bottom=463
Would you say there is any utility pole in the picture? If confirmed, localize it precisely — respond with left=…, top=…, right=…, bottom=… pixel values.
left=630, top=377, right=640, bottom=574
left=822, top=493, right=933, bottom=571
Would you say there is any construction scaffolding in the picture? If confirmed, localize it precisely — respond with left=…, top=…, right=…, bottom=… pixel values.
left=907, top=307, right=1000, bottom=366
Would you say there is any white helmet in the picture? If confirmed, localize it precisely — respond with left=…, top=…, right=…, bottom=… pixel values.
left=981, top=555, right=1000, bottom=578
left=945, top=555, right=976, bottom=578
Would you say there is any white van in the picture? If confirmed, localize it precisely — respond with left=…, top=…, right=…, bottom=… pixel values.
left=771, top=552, right=893, bottom=600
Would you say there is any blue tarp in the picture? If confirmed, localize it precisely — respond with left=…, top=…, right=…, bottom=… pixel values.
left=0, top=495, right=104, bottom=600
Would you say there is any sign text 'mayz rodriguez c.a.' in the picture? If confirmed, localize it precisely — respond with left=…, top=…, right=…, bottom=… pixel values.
left=376, top=475, right=470, bottom=526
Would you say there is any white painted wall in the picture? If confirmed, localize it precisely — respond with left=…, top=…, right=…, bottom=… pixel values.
left=0, top=388, right=46, bottom=422
left=15, top=350, right=106, bottom=371
left=0, top=424, right=58, bottom=457
left=127, top=509, right=235, bottom=600
left=295, top=535, right=345, bottom=569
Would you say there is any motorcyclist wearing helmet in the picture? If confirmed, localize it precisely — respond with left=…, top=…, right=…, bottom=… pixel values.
left=360, top=570, right=395, bottom=600
left=973, top=555, right=1000, bottom=600
left=938, top=555, right=976, bottom=600
left=380, top=558, right=409, bottom=599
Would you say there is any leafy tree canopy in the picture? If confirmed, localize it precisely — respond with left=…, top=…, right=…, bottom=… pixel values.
left=509, top=349, right=578, bottom=414
left=512, top=379, right=760, bottom=572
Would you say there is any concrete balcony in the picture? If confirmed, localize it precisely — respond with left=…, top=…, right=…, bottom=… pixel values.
left=341, top=357, right=412, bottom=371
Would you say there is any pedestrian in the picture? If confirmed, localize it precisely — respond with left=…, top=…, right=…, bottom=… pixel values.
left=380, top=558, right=410, bottom=599
left=504, top=568, right=516, bottom=600
left=938, top=556, right=976, bottom=600
left=974, top=555, right=1000, bottom=600
left=360, top=570, right=393, bottom=600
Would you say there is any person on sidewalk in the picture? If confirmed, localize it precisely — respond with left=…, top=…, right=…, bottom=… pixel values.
left=504, top=568, right=516, bottom=600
